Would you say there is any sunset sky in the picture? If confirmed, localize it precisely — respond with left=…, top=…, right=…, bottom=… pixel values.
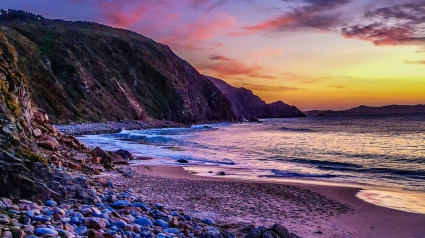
left=2, top=0, right=425, bottom=110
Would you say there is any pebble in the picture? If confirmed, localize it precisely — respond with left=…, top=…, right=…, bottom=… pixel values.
left=203, top=218, right=216, bottom=225
left=33, top=215, right=51, bottom=223
left=155, top=219, right=169, bottom=229
left=135, top=217, right=154, bottom=227
left=34, top=227, right=59, bottom=236
left=112, top=220, right=127, bottom=229
left=45, top=200, right=57, bottom=206
left=0, top=184, right=241, bottom=238
left=76, top=226, right=88, bottom=235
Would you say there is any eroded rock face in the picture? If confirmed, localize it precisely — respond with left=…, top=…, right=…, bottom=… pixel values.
left=0, top=10, right=236, bottom=124
left=0, top=29, right=98, bottom=202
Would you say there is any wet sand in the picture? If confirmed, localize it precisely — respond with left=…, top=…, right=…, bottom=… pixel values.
left=104, top=165, right=425, bottom=238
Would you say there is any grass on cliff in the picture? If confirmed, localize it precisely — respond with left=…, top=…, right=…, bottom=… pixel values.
left=16, top=148, right=48, bottom=165
left=0, top=79, right=21, bottom=117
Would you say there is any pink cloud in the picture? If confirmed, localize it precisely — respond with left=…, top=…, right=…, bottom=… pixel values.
left=198, top=60, right=262, bottom=77
left=158, top=13, right=237, bottom=51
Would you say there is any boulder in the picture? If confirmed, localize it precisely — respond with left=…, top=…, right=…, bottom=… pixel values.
left=37, top=135, right=59, bottom=150
left=91, top=147, right=111, bottom=165
left=33, top=108, right=48, bottom=123
left=115, top=149, right=133, bottom=160
left=65, top=162, right=82, bottom=171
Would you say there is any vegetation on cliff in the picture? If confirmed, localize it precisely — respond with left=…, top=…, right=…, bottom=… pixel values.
left=0, top=10, right=236, bottom=124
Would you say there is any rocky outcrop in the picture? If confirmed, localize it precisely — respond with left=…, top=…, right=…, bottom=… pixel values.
left=207, top=76, right=306, bottom=120
left=0, top=10, right=235, bottom=124
left=0, top=28, right=115, bottom=202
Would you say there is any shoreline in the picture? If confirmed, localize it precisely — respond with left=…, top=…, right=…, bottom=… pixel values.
left=108, top=164, right=425, bottom=238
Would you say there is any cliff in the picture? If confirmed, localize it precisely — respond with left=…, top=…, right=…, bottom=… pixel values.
left=0, top=24, right=127, bottom=202
left=0, top=10, right=235, bottom=124
left=207, top=76, right=306, bottom=120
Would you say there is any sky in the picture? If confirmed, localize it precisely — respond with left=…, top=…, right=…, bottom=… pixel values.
left=2, top=0, right=425, bottom=110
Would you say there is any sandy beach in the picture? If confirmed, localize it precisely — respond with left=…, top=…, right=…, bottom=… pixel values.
left=97, top=165, right=425, bottom=238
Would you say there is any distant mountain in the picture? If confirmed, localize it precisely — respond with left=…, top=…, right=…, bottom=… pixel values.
left=207, top=76, right=306, bottom=120
left=305, top=104, right=425, bottom=116
left=0, top=10, right=236, bottom=124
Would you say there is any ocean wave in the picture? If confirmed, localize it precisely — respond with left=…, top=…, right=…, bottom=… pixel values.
left=262, top=169, right=337, bottom=178
left=279, top=127, right=314, bottom=132
left=289, top=158, right=363, bottom=168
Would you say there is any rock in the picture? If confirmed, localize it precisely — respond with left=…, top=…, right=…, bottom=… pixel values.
left=135, top=217, right=154, bottom=227
left=110, top=152, right=130, bottom=165
left=90, top=218, right=107, bottom=229
left=1, top=198, right=12, bottom=206
left=112, top=220, right=127, bottom=229
left=271, top=224, right=301, bottom=238
left=243, top=227, right=266, bottom=238
left=115, top=149, right=133, bottom=160
left=71, top=216, right=79, bottom=224
left=0, top=217, right=10, bottom=225
left=203, top=218, right=216, bottom=225
left=261, top=231, right=279, bottom=238
left=110, top=200, right=130, bottom=208
left=91, top=147, right=111, bottom=165
left=72, top=153, right=87, bottom=163
left=248, top=117, right=262, bottom=123
left=1, top=231, right=13, bottom=238
left=33, top=108, right=48, bottom=123
left=26, top=211, right=34, bottom=218
left=131, top=202, right=148, bottom=211
left=183, top=215, right=192, bottom=221
left=155, top=219, right=169, bottom=229
left=164, top=228, right=179, bottom=234
left=107, top=181, right=114, bottom=189
left=37, top=135, right=59, bottom=150
left=90, top=157, right=101, bottom=164
left=133, top=225, right=142, bottom=233
left=32, top=128, right=42, bottom=137
left=65, top=161, right=82, bottom=171
left=34, top=227, right=58, bottom=237
left=217, top=171, right=226, bottom=176
left=45, top=200, right=57, bottom=206
left=221, top=231, right=236, bottom=238
left=33, top=215, right=51, bottom=223
left=156, top=233, right=166, bottom=238
left=76, top=226, right=88, bottom=236
left=176, top=159, right=189, bottom=163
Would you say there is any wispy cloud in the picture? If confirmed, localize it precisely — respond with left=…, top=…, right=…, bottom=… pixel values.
left=341, top=1, right=425, bottom=45
left=235, top=0, right=350, bottom=35
left=405, top=60, right=425, bottom=65
left=199, top=60, right=262, bottom=77
left=327, top=85, right=346, bottom=89
left=209, top=54, right=233, bottom=61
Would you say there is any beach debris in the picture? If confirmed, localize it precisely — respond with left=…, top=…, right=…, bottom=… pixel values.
left=217, top=171, right=226, bottom=176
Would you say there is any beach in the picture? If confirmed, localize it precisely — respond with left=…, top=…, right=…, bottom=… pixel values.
left=102, top=165, right=425, bottom=238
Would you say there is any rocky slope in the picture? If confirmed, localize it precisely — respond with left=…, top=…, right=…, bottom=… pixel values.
left=207, top=76, right=306, bottom=120
left=0, top=29, right=123, bottom=202
left=0, top=10, right=235, bottom=124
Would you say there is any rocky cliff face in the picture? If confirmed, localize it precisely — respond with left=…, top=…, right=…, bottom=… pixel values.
left=0, top=31, right=109, bottom=202
left=0, top=10, right=235, bottom=124
left=207, top=76, right=306, bottom=119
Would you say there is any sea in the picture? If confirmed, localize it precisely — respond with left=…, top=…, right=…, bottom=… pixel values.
left=78, top=114, right=425, bottom=213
